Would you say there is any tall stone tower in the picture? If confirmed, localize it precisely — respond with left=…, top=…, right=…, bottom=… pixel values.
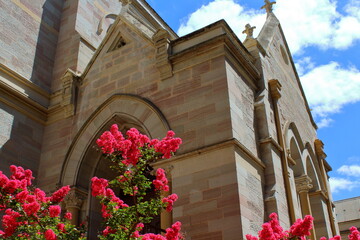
left=0, top=0, right=339, bottom=239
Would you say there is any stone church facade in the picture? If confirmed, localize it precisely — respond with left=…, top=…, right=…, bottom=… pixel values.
left=0, top=0, right=339, bottom=239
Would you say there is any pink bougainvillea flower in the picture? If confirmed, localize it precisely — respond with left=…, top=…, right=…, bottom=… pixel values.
left=50, top=185, right=70, bottom=203
left=44, top=229, right=57, bottom=240
left=162, top=194, right=178, bottom=212
left=49, top=205, right=61, bottom=218
left=153, top=168, right=169, bottom=192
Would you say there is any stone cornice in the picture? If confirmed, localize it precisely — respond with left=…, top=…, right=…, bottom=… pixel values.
left=0, top=63, right=49, bottom=105
left=309, top=190, right=329, bottom=200
left=153, top=138, right=266, bottom=170
left=0, top=65, right=82, bottom=125
left=258, top=136, right=283, bottom=152
left=0, top=72, right=48, bottom=124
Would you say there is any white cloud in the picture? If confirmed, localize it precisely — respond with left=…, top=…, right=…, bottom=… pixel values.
left=316, top=118, right=334, bottom=128
left=178, top=0, right=360, bottom=126
left=178, top=0, right=265, bottom=40
left=337, top=165, right=360, bottom=177
left=329, top=177, right=360, bottom=193
left=295, top=57, right=315, bottom=76
left=177, top=0, right=360, bottom=55
left=348, top=156, right=360, bottom=162
left=332, top=0, right=360, bottom=49
left=300, top=61, right=360, bottom=118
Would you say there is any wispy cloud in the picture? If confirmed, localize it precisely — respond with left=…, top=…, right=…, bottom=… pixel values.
left=300, top=61, right=360, bottom=120
left=337, top=164, right=360, bottom=177
left=329, top=177, right=360, bottom=193
left=316, top=118, right=334, bottom=128
left=178, top=0, right=265, bottom=40
left=348, top=156, right=360, bottom=163
left=330, top=163, right=360, bottom=194
left=177, top=0, right=360, bottom=55
left=177, top=0, right=360, bottom=127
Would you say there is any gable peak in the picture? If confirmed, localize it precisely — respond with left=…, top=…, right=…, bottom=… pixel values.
left=107, top=33, right=128, bottom=53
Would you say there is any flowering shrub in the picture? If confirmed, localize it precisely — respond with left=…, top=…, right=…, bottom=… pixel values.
left=246, top=213, right=359, bottom=240
left=0, top=166, right=85, bottom=239
left=0, top=124, right=183, bottom=239
left=93, top=124, right=183, bottom=239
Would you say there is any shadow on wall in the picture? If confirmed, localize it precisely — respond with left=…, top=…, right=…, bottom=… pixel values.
left=0, top=104, right=44, bottom=180
left=0, top=107, right=14, bottom=175
left=30, top=0, right=64, bottom=92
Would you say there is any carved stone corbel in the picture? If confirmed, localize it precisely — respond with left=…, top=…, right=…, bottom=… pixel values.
left=119, top=0, right=132, bottom=6
left=268, top=79, right=282, bottom=100
left=61, top=69, right=80, bottom=118
left=152, top=29, right=173, bottom=80
left=295, top=175, right=313, bottom=193
left=314, top=139, right=327, bottom=159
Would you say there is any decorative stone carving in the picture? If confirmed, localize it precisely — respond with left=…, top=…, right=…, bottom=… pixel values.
left=64, top=188, right=86, bottom=210
left=242, top=24, right=256, bottom=39
left=261, top=0, right=276, bottom=14
left=97, top=13, right=118, bottom=35
left=268, top=79, right=282, bottom=100
left=295, top=175, right=313, bottom=193
left=314, top=139, right=327, bottom=159
left=119, top=0, right=132, bottom=6
left=61, top=69, right=80, bottom=118
left=152, top=29, right=173, bottom=80
left=286, top=148, right=296, bottom=166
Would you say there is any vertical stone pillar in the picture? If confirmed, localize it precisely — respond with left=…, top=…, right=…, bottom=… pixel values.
left=295, top=175, right=316, bottom=240
left=152, top=29, right=173, bottom=80
left=64, top=187, right=86, bottom=225
left=314, top=139, right=339, bottom=236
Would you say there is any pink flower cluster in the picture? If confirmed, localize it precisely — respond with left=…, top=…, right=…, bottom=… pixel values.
left=96, top=124, right=182, bottom=165
left=320, top=226, right=359, bottom=240
left=151, top=131, right=182, bottom=159
left=162, top=194, right=178, bottom=212
left=91, top=177, right=128, bottom=219
left=153, top=168, right=169, bottom=192
left=289, top=215, right=314, bottom=237
left=246, top=213, right=313, bottom=240
left=138, top=221, right=183, bottom=240
left=0, top=165, right=34, bottom=194
left=0, top=166, right=73, bottom=238
left=348, top=226, right=360, bottom=240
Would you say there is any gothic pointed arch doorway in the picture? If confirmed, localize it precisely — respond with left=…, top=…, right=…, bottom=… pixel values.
left=59, top=95, right=171, bottom=238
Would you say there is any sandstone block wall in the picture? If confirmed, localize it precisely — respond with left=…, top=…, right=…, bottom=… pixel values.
left=0, top=103, right=44, bottom=180
left=38, top=20, right=234, bottom=191
left=51, top=0, right=120, bottom=92
left=154, top=143, right=265, bottom=240
left=0, top=0, right=63, bottom=92
left=261, top=28, right=317, bottom=145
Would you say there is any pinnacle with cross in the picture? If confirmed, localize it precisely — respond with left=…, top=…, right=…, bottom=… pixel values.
left=261, top=0, right=276, bottom=14
left=242, top=24, right=256, bottom=39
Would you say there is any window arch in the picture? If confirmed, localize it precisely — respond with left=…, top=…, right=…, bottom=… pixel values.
left=59, top=94, right=171, bottom=236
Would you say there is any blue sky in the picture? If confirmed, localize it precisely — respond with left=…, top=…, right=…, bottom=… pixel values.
left=148, top=0, right=360, bottom=201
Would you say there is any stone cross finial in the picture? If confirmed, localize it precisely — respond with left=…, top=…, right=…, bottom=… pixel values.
left=242, top=24, right=256, bottom=39
left=261, top=0, right=276, bottom=14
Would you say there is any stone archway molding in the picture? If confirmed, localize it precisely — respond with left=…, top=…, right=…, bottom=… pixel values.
left=59, top=94, right=170, bottom=187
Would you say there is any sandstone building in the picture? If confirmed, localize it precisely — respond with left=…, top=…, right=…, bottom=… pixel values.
left=334, top=197, right=360, bottom=239
left=0, top=0, right=339, bottom=239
